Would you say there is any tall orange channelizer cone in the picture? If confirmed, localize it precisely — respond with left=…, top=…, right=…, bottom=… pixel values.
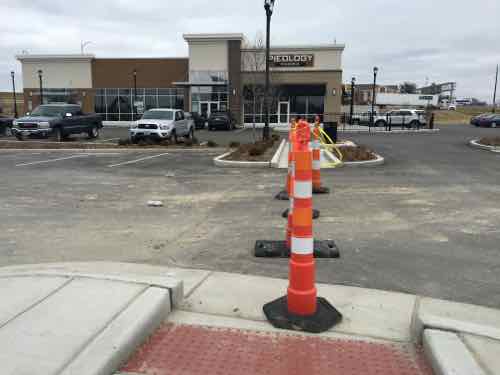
left=288, top=120, right=317, bottom=315
left=263, top=120, right=342, bottom=333
left=312, top=116, right=330, bottom=194
left=285, top=125, right=296, bottom=251
left=275, top=119, right=297, bottom=201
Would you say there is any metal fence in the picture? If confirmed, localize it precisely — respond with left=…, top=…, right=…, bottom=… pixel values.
left=320, top=111, right=431, bottom=132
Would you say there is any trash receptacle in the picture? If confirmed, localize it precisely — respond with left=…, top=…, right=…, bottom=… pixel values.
left=323, top=122, right=338, bottom=143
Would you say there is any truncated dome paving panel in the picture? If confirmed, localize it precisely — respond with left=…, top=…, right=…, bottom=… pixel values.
left=122, top=323, right=434, bottom=375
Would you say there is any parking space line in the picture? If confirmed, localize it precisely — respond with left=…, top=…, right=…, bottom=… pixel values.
left=15, top=154, right=89, bottom=167
left=107, top=152, right=170, bottom=167
left=98, top=138, right=121, bottom=142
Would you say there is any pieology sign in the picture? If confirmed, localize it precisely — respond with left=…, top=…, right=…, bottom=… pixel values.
left=270, top=54, right=314, bottom=68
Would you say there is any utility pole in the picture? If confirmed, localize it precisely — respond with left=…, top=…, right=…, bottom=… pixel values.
left=349, top=77, right=356, bottom=125
left=493, top=64, right=498, bottom=113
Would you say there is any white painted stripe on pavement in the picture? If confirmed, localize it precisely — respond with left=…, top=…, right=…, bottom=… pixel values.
left=294, top=180, right=312, bottom=198
left=16, top=154, right=89, bottom=167
left=108, top=152, right=170, bottom=167
left=99, top=138, right=121, bottom=142
left=292, top=237, right=313, bottom=255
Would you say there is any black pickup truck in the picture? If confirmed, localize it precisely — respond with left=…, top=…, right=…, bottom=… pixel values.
left=12, top=104, right=103, bottom=141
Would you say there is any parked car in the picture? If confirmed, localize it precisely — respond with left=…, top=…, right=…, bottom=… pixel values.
left=190, top=112, right=206, bottom=129
left=373, top=109, right=426, bottom=128
left=351, top=111, right=377, bottom=125
left=477, top=113, right=500, bottom=128
left=11, top=104, right=102, bottom=141
left=208, top=111, right=236, bottom=131
left=129, top=109, right=194, bottom=143
left=470, top=113, right=494, bottom=126
left=0, top=115, right=14, bottom=136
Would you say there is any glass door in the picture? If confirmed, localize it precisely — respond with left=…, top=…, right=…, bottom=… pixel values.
left=279, top=102, right=290, bottom=126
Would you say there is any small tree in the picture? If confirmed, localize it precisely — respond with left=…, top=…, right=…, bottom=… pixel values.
left=399, top=82, right=417, bottom=94
left=243, top=33, right=281, bottom=141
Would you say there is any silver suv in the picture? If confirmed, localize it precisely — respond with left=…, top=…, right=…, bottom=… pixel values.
left=374, top=109, right=426, bottom=128
left=130, top=109, right=194, bottom=143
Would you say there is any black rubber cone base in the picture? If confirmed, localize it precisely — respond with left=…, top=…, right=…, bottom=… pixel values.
left=282, top=208, right=320, bottom=219
left=274, top=190, right=289, bottom=200
left=254, top=240, right=339, bottom=258
left=313, top=186, right=331, bottom=194
left=263, top=296, right=342, bottom=333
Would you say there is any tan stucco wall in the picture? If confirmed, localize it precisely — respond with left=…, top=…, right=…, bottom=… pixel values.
left=21, top=60, right=93, bottom=89
left=189, top=41, right=228, bottom=72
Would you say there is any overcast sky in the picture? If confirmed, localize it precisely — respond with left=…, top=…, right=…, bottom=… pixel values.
left=1, top=0, right=499, bottom=102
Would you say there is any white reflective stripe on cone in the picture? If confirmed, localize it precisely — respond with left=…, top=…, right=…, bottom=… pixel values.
left=312, top=140, right=320, bottom=149
left=312, top=160, right=321, bottom=170
left=291, top=236, right=314, bottom=255
left=289, top=197, right=293, bottom=212
left=294, top=180, right=312, bottom=198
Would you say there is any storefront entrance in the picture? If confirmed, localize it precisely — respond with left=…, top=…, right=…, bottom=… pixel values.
left=200, top=102, right=219, bottom=119
left=278, top=102, right=290, bottom=126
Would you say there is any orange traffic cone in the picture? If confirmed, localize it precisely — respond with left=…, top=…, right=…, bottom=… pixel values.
left=263, top=120, right=342, bottom=333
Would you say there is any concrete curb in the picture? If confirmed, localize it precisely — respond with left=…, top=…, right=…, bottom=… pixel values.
left=60, top=287, right=171, bottom=375
left=342, top=152, right=385, bottom=167
left=323, top=148, right=385, bottom=168
left=469, top=139, right=498, bottom=152
left=213, top=151, right=271, bottom=168
left=270, top=139, right=286, bottom=168
left=339, top=128, right=440, bottom=134
left=423, top=329, right=486, bottom=375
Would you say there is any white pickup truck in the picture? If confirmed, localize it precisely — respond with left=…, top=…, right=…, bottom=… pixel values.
left=129, top=108, right=194, bottom=143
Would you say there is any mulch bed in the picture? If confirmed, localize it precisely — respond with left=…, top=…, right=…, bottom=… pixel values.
left=223, top=136, right=281, bottom=162
left=478, top=137, right=500, bottom=146
left=338, top=145, right=378, bottom=162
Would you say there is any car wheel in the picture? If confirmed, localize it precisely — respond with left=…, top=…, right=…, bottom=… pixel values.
left=188, top=127, right=194, bottom=139
left=409, top=120, right=419, bottom=128
left=15, top=132, right=24, bottom=141
left=492, top=122, right=497, bottom=128
left=172, top=130, right=178, bottom=144
left=52, top=128, right=63, bottom=142
left=88, top=125, right=100, bottom=139
left=375, top=120, right=386, bottom=128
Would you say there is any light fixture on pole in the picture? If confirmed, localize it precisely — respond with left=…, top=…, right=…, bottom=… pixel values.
left=371, top=66, right=378, bottom=128
left=263, top=0, right=275, bottom=140
left=133, top=69, right=137, bottom=119
left=38, top=69, right=44, bottom=105
left=11, top=71, right=18, bottom=118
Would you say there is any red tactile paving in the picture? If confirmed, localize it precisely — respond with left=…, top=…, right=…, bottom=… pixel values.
left=122, top=323, right=433, bottom=375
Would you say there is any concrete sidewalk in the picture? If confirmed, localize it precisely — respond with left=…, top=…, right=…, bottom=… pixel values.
left=1, top=262, right=499, bottom=375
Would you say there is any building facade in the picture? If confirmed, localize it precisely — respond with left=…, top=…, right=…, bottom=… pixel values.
left=16, top=33, right=344, bottom=126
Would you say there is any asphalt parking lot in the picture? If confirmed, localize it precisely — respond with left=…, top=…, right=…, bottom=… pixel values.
left=0, top=124, right=499, bottom=308
left=0, top=126, right=254, bottom=147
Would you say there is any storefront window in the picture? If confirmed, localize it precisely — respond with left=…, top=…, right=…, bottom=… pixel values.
left=95, top=87, right=184, bottom=121
left=190, top=85, right=228, bottom=117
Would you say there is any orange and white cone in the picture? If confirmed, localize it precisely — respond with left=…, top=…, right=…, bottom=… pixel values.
left=287, top=120, right=316, bottom=315
left=263, top=119, right=342, bottom=333
left=312, top=116, right=330, bottom=194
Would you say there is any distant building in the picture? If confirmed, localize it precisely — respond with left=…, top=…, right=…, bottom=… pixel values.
left=343, top=84, right=399, bottom=105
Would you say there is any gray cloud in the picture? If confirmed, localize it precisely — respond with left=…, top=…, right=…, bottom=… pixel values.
left=1, top=0, right=499, bottom=102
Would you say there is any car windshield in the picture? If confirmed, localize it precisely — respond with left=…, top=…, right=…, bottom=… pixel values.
left=142, top=110, right=174, bottom=120
left=30, top=106, right=67, bottom=117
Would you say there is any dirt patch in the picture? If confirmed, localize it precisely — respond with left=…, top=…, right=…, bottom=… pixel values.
left=478, top=137, right=500, bottom=146
left=338, top=145, right=378, bottom=162
left=223, top=135, right=281, bottom=162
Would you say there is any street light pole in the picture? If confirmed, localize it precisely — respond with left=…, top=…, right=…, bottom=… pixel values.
left=349, top=77, right=356, bottom=125
left=11, top=71, right=18, bottom=118
left=38, top=69, right=44, bottom=105
left=263, top=0, right=275, bottom=141
left=133, top=69, right=137, bottom=119
left=371, top=66, right=378, bottom=128
left=493, top=64, right=498, bottom=113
